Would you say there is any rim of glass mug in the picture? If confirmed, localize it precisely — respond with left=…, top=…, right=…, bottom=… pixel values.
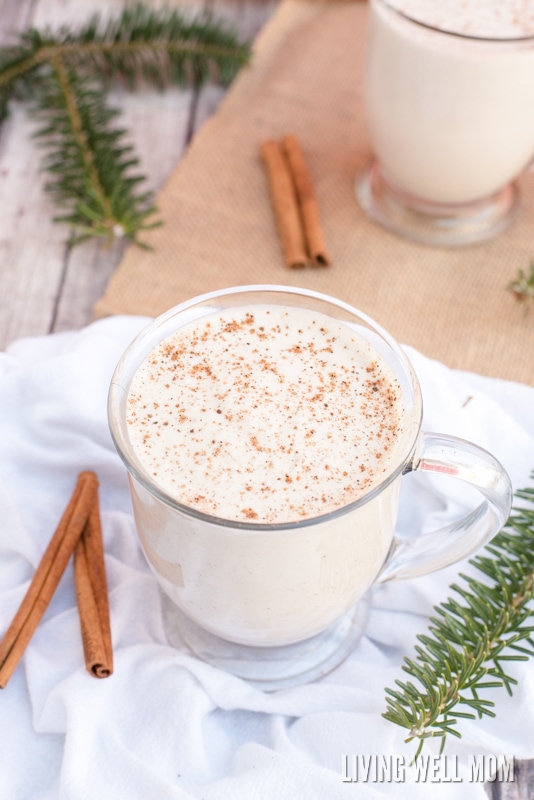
left=108, top=284, right=423, bottom=532
left=378, top=0, right=534, bottom=43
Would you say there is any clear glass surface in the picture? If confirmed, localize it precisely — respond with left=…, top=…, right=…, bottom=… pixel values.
left=358, top=0, right=534, bottom=246
left=109, top=285, right=512, bottom=688
left=356, top=161, right=519, bottom=247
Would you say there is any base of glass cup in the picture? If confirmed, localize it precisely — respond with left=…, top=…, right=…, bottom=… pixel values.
left=161, top=592, right=371, bottom=691
left=356, top=160, right=519, bottom=247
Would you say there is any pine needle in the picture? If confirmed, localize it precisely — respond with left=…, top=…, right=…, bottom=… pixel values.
left=383, top=481, right=534, bottom=755
left=508, top=261, right=534, bottom=307
left=0, top=3, right=251, bottom=245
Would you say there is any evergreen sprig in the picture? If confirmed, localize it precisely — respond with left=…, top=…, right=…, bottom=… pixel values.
left=383, top=482, right=534, bottom=758
left=0, top=4, right=251, bottom=245
left=508, top=261, right=534, bottom=307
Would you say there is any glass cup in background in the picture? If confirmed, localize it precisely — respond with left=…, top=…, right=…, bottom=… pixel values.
left=356, top=0, right=534, bottom=246
left=109, top=286, right=512, bottom=689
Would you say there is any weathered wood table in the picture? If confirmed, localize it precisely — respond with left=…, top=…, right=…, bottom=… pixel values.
left=0, top=0, right=532, bottom=797
left=0, top=0, right=277, bottom=350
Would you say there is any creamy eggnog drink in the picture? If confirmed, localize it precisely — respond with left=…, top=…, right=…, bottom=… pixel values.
left=109, top=286, right=512, bottom=687
left=124, top=304, right=405, bottom=646
left=126, top=305, right=404, bottom=524
left=359, top=0, right=534, bottom=244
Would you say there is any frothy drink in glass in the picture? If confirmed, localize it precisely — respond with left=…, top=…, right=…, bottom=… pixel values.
left=109, top=286, right=512, bottom=688
left=125, top=304, right=405, bottom=645
left=358, top=0, right=534, bottom=245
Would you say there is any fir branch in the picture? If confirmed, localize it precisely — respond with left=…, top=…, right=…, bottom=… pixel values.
left=0, top=4, right=251, bottom=245
left=383, top=482, right=534, bottom=758
left=508, top=261, right=534, bottom=307
left=0, top=5, right=251, bottom=93
left=33, top=54, right=158, bottom=245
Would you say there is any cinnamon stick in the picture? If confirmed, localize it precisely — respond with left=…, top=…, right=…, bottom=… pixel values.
left=260, top=139, right=308, bottom=268
left=281, top=134, right=331, bottom=266
left=0, top=471, right=98, bottom=688
left=74, top=499, right=113, bottom=678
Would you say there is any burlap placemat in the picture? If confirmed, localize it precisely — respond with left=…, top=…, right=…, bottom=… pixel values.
left=95, top=0, right=534, bottom=386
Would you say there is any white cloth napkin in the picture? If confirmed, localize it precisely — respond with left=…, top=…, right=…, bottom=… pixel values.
left=1, top=315, right=533, bottom=800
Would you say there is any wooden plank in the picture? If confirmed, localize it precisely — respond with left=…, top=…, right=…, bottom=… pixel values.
left=30, top=0, right=206, bottom=338
left=29, top=0, right=203, bottom=28
left=484, top=759, right=534, bottom=800
left=206, top=0, right=281, bottom=40
left=55, top=0, right=278, bottom=334
left=0, top=103, right=69, bottom=345
left=52, top=86, right=194, bottom=333
left=0, top=0, right=36, bottom=44
left=0, top=0, right=200, bottom=347
left=0, top=0, right=68, bottom=345
left=0, top=0, right=278, bottom=350
left=0, top=0, right=109, bottom=349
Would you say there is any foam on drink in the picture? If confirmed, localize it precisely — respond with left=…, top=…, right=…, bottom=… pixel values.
left=126, top=305, right=404, bottom=524
left=385, top=0, right=534, bottom=39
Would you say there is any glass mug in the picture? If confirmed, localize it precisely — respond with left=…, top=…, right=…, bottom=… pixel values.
left=357, top=0, right=534, bottom=246
left=108, top=285, right=512, bottom=689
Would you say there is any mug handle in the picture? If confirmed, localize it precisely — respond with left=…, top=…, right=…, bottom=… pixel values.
left=376, top=432, right=513, bottom=583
